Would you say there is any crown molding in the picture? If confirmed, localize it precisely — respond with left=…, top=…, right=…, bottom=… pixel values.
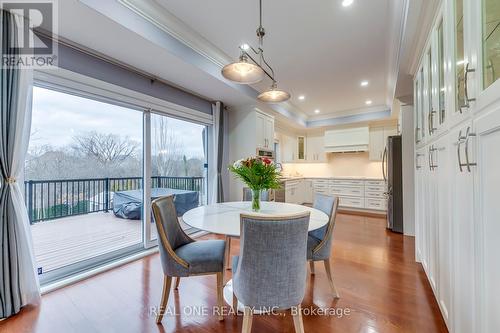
left=386, top=0, right=410, bottom=106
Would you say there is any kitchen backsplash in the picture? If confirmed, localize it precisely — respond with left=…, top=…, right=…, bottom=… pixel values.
left=282, top=152, right=383, bottom=178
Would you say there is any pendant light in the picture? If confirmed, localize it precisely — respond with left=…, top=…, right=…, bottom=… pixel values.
left=257, top=81, right=291, bottom=103
left=221, top=0, right=291, bottom=103
left=221, top=54, right=265, bottom=84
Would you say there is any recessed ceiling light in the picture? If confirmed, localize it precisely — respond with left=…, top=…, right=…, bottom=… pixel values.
left=342, top=0, right=354, bottom=7
left=298, top=95, right=305, bottom=100
left=240, top=43, right=250, bottom=50
left=365, top=100, right=372, bottom=105
left=360, top=80, right=369, bottom=87
left=314, top=109, right=320, bottom=114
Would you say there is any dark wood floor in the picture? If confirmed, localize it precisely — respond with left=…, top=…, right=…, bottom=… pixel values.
left=0, top=213, right=448, bottom=333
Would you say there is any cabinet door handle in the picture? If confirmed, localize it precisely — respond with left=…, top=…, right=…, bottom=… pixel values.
left=460, top=63, right=476, bottom=113
left=464, top=126, right=477, bottom=172
left=457, top=130, right=466, bottom=172
left=429, top=110, right=437, bottom=135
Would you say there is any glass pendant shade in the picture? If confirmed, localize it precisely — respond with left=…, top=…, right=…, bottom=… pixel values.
left=257, top=85, right=291, bottom=103
left=221, top=57, right=265, bottom=84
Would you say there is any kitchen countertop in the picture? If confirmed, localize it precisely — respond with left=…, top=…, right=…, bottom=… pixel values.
left=280, top=176, right=385, bottom=181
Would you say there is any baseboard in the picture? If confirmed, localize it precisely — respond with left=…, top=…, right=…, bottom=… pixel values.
left=338, top=208, right=387, bottom=218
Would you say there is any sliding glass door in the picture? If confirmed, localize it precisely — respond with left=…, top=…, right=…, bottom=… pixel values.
left=149, top=112, right=208, bottom=241
left=26, top=86, right=145, bottom=283
left=25, top=83, right=212, bottom=284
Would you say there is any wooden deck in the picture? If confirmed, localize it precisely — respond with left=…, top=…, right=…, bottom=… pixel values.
left=30, top=212, right=158, bottom=273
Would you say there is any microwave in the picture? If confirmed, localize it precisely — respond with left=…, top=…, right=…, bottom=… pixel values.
left=256, top=148, right=275, bottom=159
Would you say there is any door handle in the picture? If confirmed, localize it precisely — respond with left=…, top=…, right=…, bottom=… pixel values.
left=429, top=110, right=437, bottom=135
left=457, top=130, right=466, bottom=172
left=460, top=63, right=476, bottom=113
left=382, top=147, right=387, bottom=182
left=464, top=126, right=477, bottom=172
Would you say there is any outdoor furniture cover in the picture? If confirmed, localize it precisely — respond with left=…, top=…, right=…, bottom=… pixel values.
left=113, top=188, right=199, bottom=219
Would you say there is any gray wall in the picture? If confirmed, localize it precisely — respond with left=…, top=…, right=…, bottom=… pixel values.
left=40, top=35, right=212, bottom=115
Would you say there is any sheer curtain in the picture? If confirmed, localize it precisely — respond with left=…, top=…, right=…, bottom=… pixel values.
left=0, top=10, right=40, bottom=318
left=209, top=101, right=224, bottom=203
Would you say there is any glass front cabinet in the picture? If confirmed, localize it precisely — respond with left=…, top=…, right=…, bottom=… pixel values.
left=414, top=0, right=500, bottom=145
left=413, top=1, right=500, bottom=332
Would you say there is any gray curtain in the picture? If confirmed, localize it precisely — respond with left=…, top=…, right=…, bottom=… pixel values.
left=1, top=10, right=40, bottom=319
left=216, top=102, right=224, bottom=203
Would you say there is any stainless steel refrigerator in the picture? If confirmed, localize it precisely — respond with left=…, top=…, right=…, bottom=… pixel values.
left=383, top=135, right=403, bottom=233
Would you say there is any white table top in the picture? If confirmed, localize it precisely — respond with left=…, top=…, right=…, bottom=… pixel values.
left=182, top=201, right=329, bottom=237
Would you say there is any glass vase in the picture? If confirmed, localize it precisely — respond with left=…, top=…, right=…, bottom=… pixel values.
left=251, top=189, right=261, bottom=212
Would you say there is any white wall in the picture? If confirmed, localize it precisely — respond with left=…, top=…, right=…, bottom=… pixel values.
left=282, top=152, right=383, bottom=178
left=400, top=104, right=415, bottom=236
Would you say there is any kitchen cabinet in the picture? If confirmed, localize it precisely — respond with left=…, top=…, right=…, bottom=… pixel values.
left=281, top=134, right=296, bottom=163
left=369, top=125, right=397, bottom=161
left=473, top=109, right=500, bottom=333
left=302, top=180, right=313, bottom=203
left=256, top=112, right=274, bottom=150
left=412, top=2, right=500, bottom=329
left=306, top=135, right=326, bottom=162
left=284, top=180, right=302, bottom=204
left=296, top=136, right=306, bottom=161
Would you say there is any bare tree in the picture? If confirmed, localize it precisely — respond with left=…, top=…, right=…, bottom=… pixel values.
left=72, top=131, right=139, bottom=166
left=153, top=117, right=183, bottom=176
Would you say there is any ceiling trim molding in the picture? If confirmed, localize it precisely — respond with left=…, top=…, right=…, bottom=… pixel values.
left=119, top=0, right=230, bottom=68
left=407, top=0, right=442, bottom=76
left=386, top=0, right=410, bottom=108
left=306, top=109, right=392, bottom=128
left=307, top=105, right=390, bottom=122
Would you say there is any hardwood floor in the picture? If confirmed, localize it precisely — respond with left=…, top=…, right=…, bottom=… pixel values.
left=0, top=213, right=448, bottom=333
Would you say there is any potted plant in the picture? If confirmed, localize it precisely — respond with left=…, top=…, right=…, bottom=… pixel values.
left=229, top=157, right=281, bottom=211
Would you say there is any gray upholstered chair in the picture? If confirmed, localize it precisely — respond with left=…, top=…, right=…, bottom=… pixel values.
left=307, top=193, right=340, bottom=298
left=232, top=212, right=310, bottom=333
left=152, top=195, right=226, bottom=324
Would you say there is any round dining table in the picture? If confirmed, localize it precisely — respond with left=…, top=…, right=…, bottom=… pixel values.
left=182, top=201, right=330, bottom=237
left=182, top=201, right=330, bottom=312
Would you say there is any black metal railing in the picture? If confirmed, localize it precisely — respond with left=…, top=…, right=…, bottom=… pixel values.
left=24, top=176, right=205, bottom=223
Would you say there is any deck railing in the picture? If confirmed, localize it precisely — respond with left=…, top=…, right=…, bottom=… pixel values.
left=24, top=176, right=205, bottom=223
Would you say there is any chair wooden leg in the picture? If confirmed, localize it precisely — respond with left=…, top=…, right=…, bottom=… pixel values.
left=232, top=292, right=238, bottom=313
left=225, top=235, right=232, bottom=270
left=309, top=261, right=315, bottom=275
left=216, top=272, right=224, bottom=321
left=242, top=307, right=253, bottom=333
left=291, top=304, right=305, bottom=333
left=174, top=277, right=180, bottom=290
left=323, top=259, right=340, bottom=299
left=156, top=275, right=172, bottom=324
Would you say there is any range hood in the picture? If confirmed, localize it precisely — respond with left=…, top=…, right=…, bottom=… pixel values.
left=324, top=127, right=369, bottom=153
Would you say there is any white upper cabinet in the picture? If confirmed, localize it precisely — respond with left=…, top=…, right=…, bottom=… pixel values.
left=281, top=134, right=296, bottom=163
left=296, top=136, right=306, bottom=161
left=369, top=125, right=397, bottom=161
left=306, top=135, right=326, bottom=162
left=256, top=112, right=274, bottom=150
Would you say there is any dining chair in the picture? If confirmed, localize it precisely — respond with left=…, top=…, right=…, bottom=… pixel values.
left=232, top=212, right=310, bottom=333
left=224, top=188, right=271, bottom=269
left=151, top=195, right=226, bottom=324
left=307, top=193, right=340, bottom=298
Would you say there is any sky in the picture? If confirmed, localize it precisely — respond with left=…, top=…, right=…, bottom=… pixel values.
left=30, top=86, right=206, bottom=159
